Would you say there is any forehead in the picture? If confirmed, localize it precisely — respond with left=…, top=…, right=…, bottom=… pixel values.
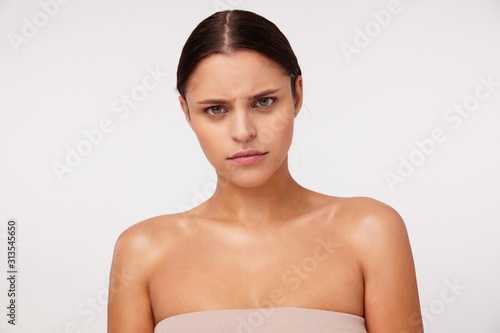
left=185, top=49, right=289, bottom=100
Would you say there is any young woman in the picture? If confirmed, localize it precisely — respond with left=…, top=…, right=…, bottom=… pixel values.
left=108, top=9, right=423, bottom=333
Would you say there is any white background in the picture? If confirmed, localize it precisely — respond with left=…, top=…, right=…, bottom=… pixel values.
left=1, top=0, right=499, bottom=332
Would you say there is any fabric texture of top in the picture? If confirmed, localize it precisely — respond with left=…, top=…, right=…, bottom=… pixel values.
left=154, top=306, right=368, bottom=333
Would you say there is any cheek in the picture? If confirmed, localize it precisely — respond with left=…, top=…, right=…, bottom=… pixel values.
left=259, top=107, right=295, bottom=145
left=193, top=127, right=222, bottom=160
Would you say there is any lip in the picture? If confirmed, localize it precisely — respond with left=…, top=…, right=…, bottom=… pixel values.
left=228, top=149, right=267, bottom=159
left=227, top=150, right=268, bottom=166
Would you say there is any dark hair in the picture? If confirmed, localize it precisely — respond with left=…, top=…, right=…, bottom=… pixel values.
left=176, top=9, right=302, bottom=102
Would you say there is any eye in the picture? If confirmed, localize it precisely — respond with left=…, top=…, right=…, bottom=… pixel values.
left=204, top=106, right=226, bottom=116
left=255, top=97, right=276, bottom=107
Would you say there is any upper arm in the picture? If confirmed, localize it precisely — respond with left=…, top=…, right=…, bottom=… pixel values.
left=354, top=198, right=424, bottom=333
left=107, top=223, right=156, bottom=333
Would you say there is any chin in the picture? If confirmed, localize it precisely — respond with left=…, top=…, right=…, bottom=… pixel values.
left=216, top=167, right=273, bottom=188
left=234, top=177, right=269, bottom=188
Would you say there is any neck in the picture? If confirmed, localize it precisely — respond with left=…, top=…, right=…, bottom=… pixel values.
left=204, top=156, right=306, bottom=227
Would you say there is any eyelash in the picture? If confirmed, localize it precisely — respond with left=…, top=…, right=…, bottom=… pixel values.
left=203, top=97, right=277, bottom=116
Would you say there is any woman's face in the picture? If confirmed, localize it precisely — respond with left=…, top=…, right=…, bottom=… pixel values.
left=179, top=49, right=303, bottom=187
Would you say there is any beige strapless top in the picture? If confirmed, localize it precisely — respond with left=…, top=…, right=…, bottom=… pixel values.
left=154, top=307, right=368, bottom=332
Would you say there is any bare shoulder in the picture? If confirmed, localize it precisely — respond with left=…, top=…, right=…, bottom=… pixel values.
left=109, top=213, right=181, bottom=292
left=332, top=196, right=407, bottom=239
left=331, top=197, right=423, bottom=332
left=348, top=196, right=408, bottom=250
left=108, top=213, right=190, bottom=332
left=112, top=212, right=189, bottom=263
left=327, top=196, right=412, bottom=272
left=332, top=196, right=402, bottom=218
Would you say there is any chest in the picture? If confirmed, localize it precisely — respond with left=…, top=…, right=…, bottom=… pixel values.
left=148, top=225, right=364, bottom=323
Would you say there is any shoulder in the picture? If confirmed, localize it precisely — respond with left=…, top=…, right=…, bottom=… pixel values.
left=108, top=214, right=190, bottom=331
left=112, top=213, right=188, bottom=261
left=332, top=196, right=402, bottom=219
left=332, top=197, right=423, bottom=331
left=108, top=213, right=191, bottom=297
left=348, top=196, right=408, bottom=247
left=330, top=196, right=411, bottom=269
left=333, top=196, right=406, bottom=236
left=110, top=213, right=192, bottom=278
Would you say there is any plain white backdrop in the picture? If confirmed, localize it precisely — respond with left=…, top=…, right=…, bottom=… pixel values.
left=1, top=0, right=499, bottom=332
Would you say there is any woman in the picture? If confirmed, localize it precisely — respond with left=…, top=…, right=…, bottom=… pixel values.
left=108, top=9, right=423, bottom=333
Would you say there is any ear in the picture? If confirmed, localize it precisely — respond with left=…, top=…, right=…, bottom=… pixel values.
left=293, top=75, right=303, bottom=118
left=179, top=95, right=193, bottom=129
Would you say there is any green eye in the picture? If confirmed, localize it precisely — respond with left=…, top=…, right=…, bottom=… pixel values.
left=205, top=106, right=224, bottom=115
left=256, top=97, right=275, bottom=107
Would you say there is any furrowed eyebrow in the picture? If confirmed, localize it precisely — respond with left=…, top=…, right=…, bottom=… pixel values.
left=195, top=88, right=281, bottom=105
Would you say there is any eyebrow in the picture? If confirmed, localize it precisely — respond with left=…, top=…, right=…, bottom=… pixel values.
left=195, top=88, right=281, bottom=105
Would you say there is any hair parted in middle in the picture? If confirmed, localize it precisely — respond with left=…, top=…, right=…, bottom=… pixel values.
left=176, top=9, right=302, bottom=102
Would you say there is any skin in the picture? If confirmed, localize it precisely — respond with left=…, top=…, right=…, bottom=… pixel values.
left=108, top=49, right=424, bottom=333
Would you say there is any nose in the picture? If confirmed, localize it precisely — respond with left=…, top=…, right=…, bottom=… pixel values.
left=230, top=109, right=257, bottom=143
